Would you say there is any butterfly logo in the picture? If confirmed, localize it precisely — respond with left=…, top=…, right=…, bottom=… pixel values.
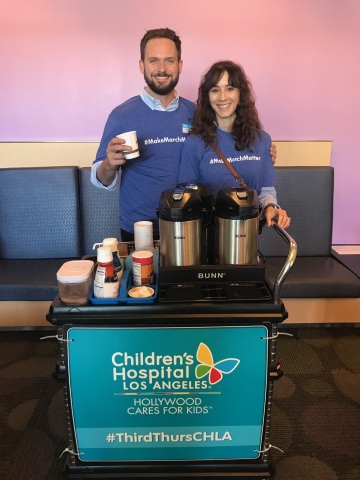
left=195, top=342, right=240, bottom=385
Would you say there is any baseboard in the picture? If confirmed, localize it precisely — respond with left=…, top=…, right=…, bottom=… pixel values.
left=0, top=301, right=52, bottom=327
left=282, top=297, right=360, bottom=324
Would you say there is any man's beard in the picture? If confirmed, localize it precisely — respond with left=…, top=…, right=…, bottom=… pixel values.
left=144, top=72, right=179, bottom=96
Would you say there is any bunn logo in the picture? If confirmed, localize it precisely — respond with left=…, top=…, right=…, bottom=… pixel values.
left=235, top=234, right=247, bottom=238
left=198, top=272, right=226, bottom=279
left=174, top=236, right=185, bottom=240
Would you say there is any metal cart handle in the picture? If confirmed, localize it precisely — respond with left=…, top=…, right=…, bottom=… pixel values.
left=271, top=223, right=297, bottom=304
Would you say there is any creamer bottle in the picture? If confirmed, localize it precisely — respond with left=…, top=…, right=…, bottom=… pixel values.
left=94, top=246, right=119, bottom=298
left=102, top=238, right=123, bottom=281
left=93, top=238, right=123, bottom=281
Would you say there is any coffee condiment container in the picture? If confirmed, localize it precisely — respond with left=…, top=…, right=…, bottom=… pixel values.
left=93, top=238, right=123, bottom=281
left=132, top=250, right=154, bottom=286
left=57, top=260, right=94, bottom=305
left=102, top=238, right=123, bottom=281
left=94, top=246, right=119, bottom=298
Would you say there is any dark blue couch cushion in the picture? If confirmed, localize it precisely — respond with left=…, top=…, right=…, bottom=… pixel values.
left=256, top=167, right=360, bottom=298
left=79, top=168, right=120, bottom=256
left=265, top=256, right=360, bottom=298
left=259, top=166, right=333, bottom=257
left=0, top=167, right=81, bottom=259
left=0, top=167, right=82, bottom=301
left=0, top=258, right=76, bottom=301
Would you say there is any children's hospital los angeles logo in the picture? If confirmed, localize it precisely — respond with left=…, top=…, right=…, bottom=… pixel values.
left=195, top=342, right=240, bottom=385
left=112, top=341, right=240, bottom=393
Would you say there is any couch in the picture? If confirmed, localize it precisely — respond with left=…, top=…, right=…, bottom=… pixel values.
left=0, top=166, right=359, bottom=327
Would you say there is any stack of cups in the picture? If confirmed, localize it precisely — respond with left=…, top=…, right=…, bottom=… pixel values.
left=134, top=221, right=153, bottom=250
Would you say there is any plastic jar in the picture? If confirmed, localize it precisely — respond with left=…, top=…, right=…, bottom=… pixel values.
left=132, top=250, right=154, bottom=286
left=102, top=238, right=123, bottom=281
left=57, top=260, right=94, bottom=304
left=94, top=246, right=119, bottom=298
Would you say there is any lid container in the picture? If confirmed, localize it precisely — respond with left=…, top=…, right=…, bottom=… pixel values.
left=56, top=260, right=94, bottom=305
left=214, top=187, right=260, bottom=220
left=158, top=187, right=203, bottom=222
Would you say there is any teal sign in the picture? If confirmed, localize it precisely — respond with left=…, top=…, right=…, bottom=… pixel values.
left=66, top=326, right=269, bottom=462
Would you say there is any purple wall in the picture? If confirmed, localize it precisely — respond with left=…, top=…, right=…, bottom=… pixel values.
left=1, top=0, right=359, bottom=244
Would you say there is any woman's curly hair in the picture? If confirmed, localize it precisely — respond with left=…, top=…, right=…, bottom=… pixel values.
left=191, top=61, right=262, bottom=150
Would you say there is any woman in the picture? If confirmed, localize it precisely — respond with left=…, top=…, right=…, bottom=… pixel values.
left=178, top=60, right=290, bottom=229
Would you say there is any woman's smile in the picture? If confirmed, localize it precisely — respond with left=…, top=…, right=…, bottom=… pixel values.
left=209, top=71, right=240, bottom=129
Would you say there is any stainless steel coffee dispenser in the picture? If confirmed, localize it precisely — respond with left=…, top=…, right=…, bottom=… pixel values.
left=159, top=187, right=204, bottom=266
left=176, top=184, right=213, bottom=265
left=214, top=187, right=260, bottom=265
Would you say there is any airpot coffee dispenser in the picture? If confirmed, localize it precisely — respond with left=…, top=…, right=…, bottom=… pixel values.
left=214, top=187, right=260, bottom=265
left=158, top=185, right=209, bottom=267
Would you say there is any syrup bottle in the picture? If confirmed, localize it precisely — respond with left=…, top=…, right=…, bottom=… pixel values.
left=93, top=246, right=119, bottom=298
left=93, top=238, right=123, bottom=281
left=102, top=238, right=123, bottom=281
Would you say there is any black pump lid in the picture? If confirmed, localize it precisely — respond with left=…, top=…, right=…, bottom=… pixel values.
left=176, top=183, right=213, bottom=213
left=158, top=187, right=203, bottom=222
left=214, top=187, right=260, bottom=220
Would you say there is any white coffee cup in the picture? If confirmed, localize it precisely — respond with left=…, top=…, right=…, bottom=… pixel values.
left=134, top=221, right=153, bottom=250
left=116, top=131, right=139, bottom=159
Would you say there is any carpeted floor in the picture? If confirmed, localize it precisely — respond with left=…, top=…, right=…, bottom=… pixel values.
left=0, top=327, right=359, bottom=480
left=268, top=327, right=360, bottom=480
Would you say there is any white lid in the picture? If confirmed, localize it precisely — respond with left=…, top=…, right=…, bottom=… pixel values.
left=97, top=246, right=113, bottom=263
left=132, top=250, right=153, bottom=259
left=102, top=238, right=118, bottom=252
left=57, top=260, right=94, bottom=283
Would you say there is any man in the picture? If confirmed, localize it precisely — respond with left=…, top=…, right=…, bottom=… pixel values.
left=91, top=28, right=276, bottom=240
left=91, top=28, right=195, bottom=241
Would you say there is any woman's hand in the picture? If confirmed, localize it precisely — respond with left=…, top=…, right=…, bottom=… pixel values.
left=270, top=143, right=277, bottom=164
left=265, top=206, right=291, bottom=229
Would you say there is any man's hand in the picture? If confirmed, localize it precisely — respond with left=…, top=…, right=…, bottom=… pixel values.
left=265, top=206, right=291, bottom=229
left=105, top=137, right=133, bottom=170
left=96, top=137, right=133, bottom=186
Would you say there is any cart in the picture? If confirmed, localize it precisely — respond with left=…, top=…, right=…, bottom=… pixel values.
left=46, top=224, right=297, bottom=479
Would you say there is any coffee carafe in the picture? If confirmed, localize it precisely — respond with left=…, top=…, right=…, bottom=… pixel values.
left=158, top=186, right=204, bottom=267
left=214, top=187, right=260, bottom=265
left=176, top=184, right=213, bottom=264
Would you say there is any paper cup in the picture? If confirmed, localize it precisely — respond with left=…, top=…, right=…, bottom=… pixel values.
left=128, top=286, right=154, bottom=298
left=134, top=221, right=153, bottom=250
left=116, top=131, right=139, bottom=159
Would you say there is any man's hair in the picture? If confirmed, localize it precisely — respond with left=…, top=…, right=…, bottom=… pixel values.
left=140, top=28, right=182, bottom=61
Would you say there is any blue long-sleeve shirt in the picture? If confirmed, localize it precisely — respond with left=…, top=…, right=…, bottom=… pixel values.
left=91, top=91, right=195, bottom=235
